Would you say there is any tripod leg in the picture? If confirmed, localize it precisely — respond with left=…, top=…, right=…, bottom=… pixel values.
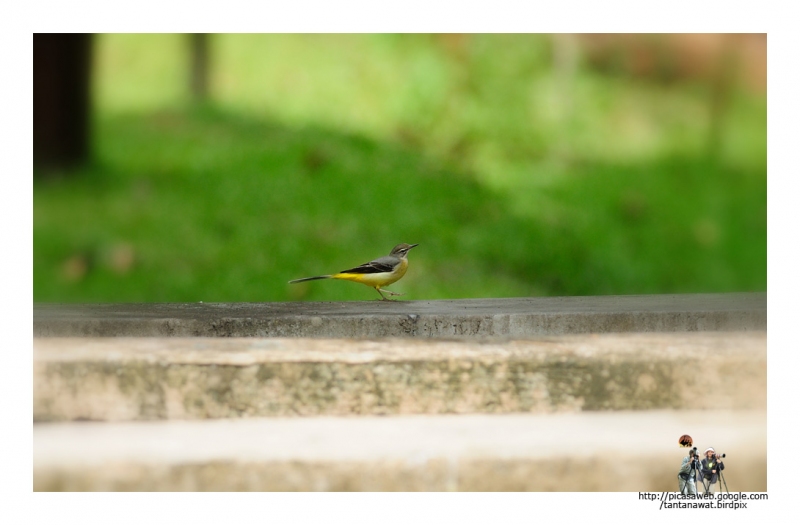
left=719, top=471, right=729, bottom=494
left=701, top=477, right=711, bottom=495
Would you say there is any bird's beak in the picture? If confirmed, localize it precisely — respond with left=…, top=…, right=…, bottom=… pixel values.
left=408, top=243, right=419, bottom=249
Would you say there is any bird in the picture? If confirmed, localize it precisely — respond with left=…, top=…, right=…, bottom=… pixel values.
left=289, top=243, right=418, bottom=300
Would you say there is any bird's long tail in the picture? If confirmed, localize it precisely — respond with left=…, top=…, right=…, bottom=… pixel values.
left=288, top=275, right=332, bottom=284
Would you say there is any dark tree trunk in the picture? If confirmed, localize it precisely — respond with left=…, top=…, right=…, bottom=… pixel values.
left=34, top=33, right=93, bottom=173
left=190, top=33, right=209, bottom=103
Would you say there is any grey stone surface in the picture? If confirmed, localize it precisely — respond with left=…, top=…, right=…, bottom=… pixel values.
left=34, top=410, right=766, bottom=491
left=34, top=332, right=766, bottom=421
left=34, top=293, right=766, bottom=338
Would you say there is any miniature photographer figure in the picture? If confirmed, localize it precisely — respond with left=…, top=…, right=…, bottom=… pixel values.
left=699, top=447, right=725, bottom=494
left=678, top=447, right=700, bottom=495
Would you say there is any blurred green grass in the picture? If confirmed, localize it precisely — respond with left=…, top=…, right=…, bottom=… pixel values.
left=33, top=34, right=766, bottom=302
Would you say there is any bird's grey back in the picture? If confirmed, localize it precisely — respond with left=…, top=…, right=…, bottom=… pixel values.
left=371, top=254, right=401, bottom=267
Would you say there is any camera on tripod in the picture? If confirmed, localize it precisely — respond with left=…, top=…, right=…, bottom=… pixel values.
left=688, top=447, right=700, bottom=466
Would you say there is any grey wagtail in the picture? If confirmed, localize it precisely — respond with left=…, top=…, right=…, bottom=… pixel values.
left=289, top=243, right=418, bottom=300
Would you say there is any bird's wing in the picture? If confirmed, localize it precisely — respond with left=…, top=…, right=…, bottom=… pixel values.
left=339, top=255, right=398, bottom=274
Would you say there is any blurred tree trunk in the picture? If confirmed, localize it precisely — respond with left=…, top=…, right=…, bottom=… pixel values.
left=708, top=35, right=738, bottom=162
left=552, top=33, right=579, bottom=161
left=190, top=33, right=209, bottom=103
left=34, top=33, right=93, bottom=173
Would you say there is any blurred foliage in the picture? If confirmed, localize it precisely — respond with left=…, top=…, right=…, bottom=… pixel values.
left=33, top=34, right=766, bottom=302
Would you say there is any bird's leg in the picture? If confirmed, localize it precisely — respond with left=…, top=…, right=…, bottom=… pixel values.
left=381, top=288, right=405, bottom=297
left=374, top=287, right=391, bottom=301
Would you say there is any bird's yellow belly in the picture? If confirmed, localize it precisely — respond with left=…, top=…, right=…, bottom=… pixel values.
left=334, top=259, right=408, bottom=288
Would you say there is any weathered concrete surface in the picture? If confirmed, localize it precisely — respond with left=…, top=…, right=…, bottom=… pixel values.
left=34, top=410, right=766, bottom=491
left=34, top=333, right=766, bottom=421
left=33, top=293, right=766, bottom=338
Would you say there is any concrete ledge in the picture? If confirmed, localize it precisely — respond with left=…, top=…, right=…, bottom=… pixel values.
left=34, top=333, right=766, bottom=421
left=33, top=293, right=766, bottom=338
left=34, top=410, right=766, bottom=491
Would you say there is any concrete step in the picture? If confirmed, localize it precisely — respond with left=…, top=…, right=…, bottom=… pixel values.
left=34, top=332, right=766, bottom=421
left=33, top=293, right=766, bottom=338
left=33, top=410, right=766, bottom=491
